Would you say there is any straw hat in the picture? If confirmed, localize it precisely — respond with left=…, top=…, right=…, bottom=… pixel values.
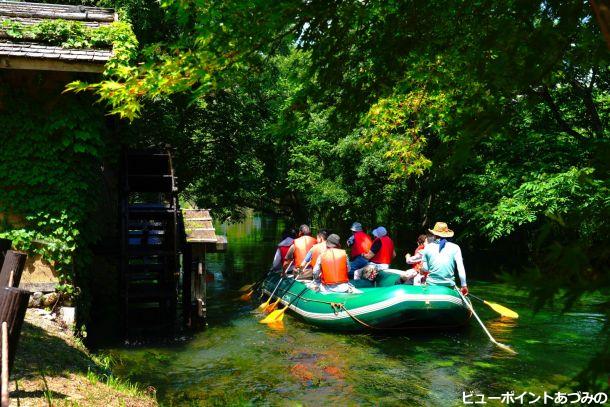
left=428, top=222, right=454, bottom=238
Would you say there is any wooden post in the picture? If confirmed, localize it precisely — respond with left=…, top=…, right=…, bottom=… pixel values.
left=202, top=245, right=207, bottom=320
left=0, top=240, right=10, bottom=254
left=1, top=321, right=8, bottom=407
left=197, top=259, right=203, bottom=318
left=0, top=240, right=10, bottom=267
left=0, top=288, right=30, bottom=372
left=182, top=245, right=192, bottom=327
left=0, top=251, right=27, bottom=288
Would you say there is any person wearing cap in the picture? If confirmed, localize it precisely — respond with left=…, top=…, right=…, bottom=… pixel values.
left=363, top=226, right=396, bottom=270
left=300, top=229, right=328, bottom=279
left=421, top=222, right=468, bottom=295
left=271, top=228, right=296, bottom=271
left=312, top=234, right=352, bottom=293
left=284, top=224, right=317, bottom=278
left=346, top=222, right=373, bottom=278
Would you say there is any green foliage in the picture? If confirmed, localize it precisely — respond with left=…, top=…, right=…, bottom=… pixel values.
left=0, top=212, right=78, bottom=273
left=0, top=18, right=131, bottom=49
left=0, top=17, right=139, bottom=118
left=0, top=85, right=114, bottom=308
left=122, top=91, right=275, bottom=221
left=43, top=0, right=608, bottom=386
left=483, top=168, right=607, bottom=240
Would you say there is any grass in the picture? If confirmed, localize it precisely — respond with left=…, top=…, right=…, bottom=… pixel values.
left=10, top=310, right=157, bottom=406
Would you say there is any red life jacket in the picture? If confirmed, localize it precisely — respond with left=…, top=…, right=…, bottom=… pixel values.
left=309, top=242, right=326, bottom=269
left=351, top=231, right=372, bottom=258
left=413, top=244, right=425, bottom=271
left=320, top=248, right=349, bottom=285
left=278, top=245, right=291, bottom=264
left=371, top=235, right=394, bottom=265
left=293, top=235, right=317, bottom=266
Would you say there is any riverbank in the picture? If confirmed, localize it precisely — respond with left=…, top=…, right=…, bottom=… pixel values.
left=9, top=309, right=157, bottom=406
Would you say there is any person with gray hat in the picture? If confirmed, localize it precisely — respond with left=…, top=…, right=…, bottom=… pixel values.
left=364, top=226, right=396, bottom=270
left=312, top=234, right=352, bottom=293
left=346, top=221, right=372, bottom=278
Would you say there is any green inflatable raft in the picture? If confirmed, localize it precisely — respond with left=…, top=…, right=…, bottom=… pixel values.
left=259, top=271, right=472, bottom=331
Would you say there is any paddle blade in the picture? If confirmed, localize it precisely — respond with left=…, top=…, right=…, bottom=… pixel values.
left=239, top=290, right=254, bottom=302
left=260, top=307, right=287, bottom=324
left=258, top=298, right=271, bottom=311
left=272, top=310, right=287, bottom=322
left=260, top=310, right=281, bottom=323
left=496, top=342, right=518, bottom=355
left=484, top=301, right=519, bottom=319
left=266, top=320, right=285, bottom=331
left=239, top=284, right=254, bottom=292
left=265, top=298, right=281, bottom=312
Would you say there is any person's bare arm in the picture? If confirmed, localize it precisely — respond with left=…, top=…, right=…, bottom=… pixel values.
left=455, top=247, right=467, bottom=294
left=313, top=255, right=323, bottom=280
left=272, top=248, right=282, bottom=270
left=285, top=245, right=295, bottom=260
left=406, top=251, right=423, bottom=264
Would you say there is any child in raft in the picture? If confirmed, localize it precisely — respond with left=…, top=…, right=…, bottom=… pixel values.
left=398, top=234, right=430, bottom=285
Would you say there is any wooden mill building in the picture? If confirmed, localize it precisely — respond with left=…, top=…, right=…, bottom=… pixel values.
left=0, top=0, right=225, bottom=338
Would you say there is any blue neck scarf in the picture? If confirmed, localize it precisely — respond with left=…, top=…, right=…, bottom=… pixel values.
left=438, top=238, right=447, bottom=252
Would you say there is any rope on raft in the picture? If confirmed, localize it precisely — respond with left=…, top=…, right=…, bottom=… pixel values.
left=263, top=281, right=405, bottom=330
left=263, top=278, right=465, bottom=331
left=332, top=302, right=409, bottom=331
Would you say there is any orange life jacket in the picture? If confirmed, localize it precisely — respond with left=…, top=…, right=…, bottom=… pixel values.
left=371, top=235, right=394, bottom=265
left=293, top=235, right=317, bottom=266
left=320, top=248, right=349, bottom=285
left=351, top=231, right=372, bottom=258
left=309, top=242, right=326, bottom=269
left=413, top=244, right=425, bottom=271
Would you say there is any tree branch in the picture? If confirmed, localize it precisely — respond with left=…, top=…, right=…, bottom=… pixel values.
left=571, top=77, right=604, bottom=138
left=535, top=86, right=584, bottom=140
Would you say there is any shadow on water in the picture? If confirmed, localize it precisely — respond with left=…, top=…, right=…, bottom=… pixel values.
left=104, top=213, right=606, bottom=406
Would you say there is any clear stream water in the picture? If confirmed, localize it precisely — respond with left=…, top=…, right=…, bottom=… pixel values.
left=107, top=215, right=606, bottom=406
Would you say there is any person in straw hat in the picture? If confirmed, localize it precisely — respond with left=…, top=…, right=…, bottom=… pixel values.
left=420, top=222, right=468, bottom=295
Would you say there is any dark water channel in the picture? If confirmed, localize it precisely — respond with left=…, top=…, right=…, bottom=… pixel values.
left=107, top=214, right=606, bottom=406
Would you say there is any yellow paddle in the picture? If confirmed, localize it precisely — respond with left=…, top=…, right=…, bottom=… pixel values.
left=456, top=288, right=517, bottom=355
left=468, top=294, right=519, bottom=319
left=266, top=262, right=310, bottom=312
left=258, top=276, right=284, bottom=311
left=265, top=297, right=282, bottom=312
left=239, top=283, right=255, bottom=292
left=257, top=262, right=292, bottom=311
left=239, top=290, right=254, bottom=302
left=239, top=270, right=272, bottom=301
left=261, top=286, right=309, bottom=324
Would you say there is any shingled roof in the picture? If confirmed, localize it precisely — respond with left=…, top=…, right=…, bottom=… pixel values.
left=183, top=209, right=228, bottom=252
left=0, top=1, right=117, bottom=73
